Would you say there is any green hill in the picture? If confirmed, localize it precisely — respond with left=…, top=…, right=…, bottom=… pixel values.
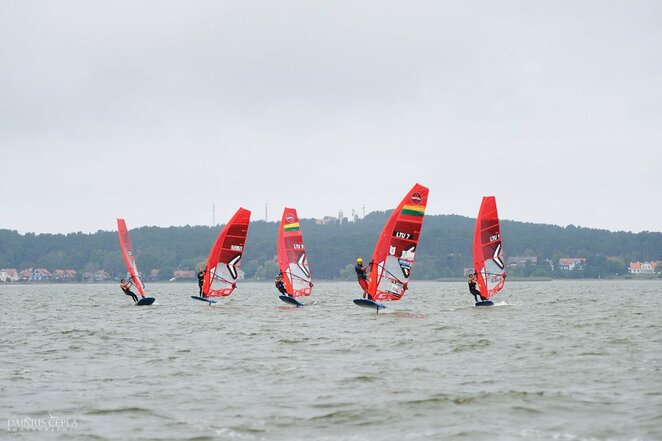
left=0, top=212, right=660, bottom=280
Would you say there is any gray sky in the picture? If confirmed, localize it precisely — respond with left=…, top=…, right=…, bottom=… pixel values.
left=1, top=1, right=660, bottom=234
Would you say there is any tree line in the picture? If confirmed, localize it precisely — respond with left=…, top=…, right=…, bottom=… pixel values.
left=1, top=212, right=661, bottom=281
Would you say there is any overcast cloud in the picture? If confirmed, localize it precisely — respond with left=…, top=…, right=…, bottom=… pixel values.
left=1, top=1, right=660, bottom=234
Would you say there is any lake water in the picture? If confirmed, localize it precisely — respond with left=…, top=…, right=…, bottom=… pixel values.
left=1, top=280, right=660, bottom=440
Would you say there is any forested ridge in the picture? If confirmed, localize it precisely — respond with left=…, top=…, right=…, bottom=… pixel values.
left=1, top=212, right=661, bottom=280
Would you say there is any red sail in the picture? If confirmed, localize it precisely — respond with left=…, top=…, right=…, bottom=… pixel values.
left=116, top=218, right=146, bottom=297
left=367, top=183, right=429, bottom=302
left=277, top=207, right=312, bottom=298
left=202, top=207, right=251, bottom=298
left=473, top=196, right=506, bottom=300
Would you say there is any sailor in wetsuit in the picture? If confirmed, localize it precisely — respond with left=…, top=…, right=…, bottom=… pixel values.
left=120, top=278, right=139, bottom=303
left=275, top=273, right=289, bottom=296
left=355, top=258, right=371, bottom=299
left=197, top=268, right=206, bottom=296
left=468, top=273, right=487, bottom=302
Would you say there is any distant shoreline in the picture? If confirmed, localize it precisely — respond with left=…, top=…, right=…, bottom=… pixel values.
left=2, top=276, right=660, bottom=286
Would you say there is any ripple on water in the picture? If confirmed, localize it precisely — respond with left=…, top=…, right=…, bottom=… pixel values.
left=1, top=280, right=660, bottom=441
left=86, top=406, right=158, bottom=416
left=452, top=338, right=492, bottom=352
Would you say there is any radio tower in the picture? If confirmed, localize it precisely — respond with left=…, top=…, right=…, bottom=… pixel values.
left=362, top=204, right=365, bottom=218
left=265, top=202, right=268, bottom=222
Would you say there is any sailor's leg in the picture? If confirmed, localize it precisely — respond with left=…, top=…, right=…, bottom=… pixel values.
left=358, top=278, right=369, bottom=297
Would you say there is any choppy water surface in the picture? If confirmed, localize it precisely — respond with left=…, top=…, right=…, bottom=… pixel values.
left=1, top=280, right=660, bottom=440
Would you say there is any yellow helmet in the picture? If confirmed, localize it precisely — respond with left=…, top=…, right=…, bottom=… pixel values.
left=357, top=257, right=363, bottom=263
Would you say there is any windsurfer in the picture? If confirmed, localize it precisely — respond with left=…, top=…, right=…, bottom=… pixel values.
left=197, top=268, right=206, bottom=296
left=468, top=273, right=486, bottom=302
left=275, top=273, right=289, bottom=296
left=120, top=279, right=139, bottom=303
left=355, top=258, right=371, bottom=299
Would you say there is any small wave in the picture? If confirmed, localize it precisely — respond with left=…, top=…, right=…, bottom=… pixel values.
left=224, top=425, right=267, bottom=434
left=309, top=409, right=365, bottom=424
left=278, top=338, right=309, bottom=344
left=392, top=338, right=418, bottom=347
left=144, top=354, right=181, bottom=364
left=399, top=390, right=549, bottom=407
left=388, top=311, right=428, bottom=319
left=452, top=338, right=492, bottom=352
left=86, top=406, right=154, bottom=416
left=572, top=322, right=599, bottom=329
left=510, top=405, right=543, bottom=414
left=399, top=394, right=453, bottom=406
left=340, top=374, right=380, bottom=384
left=60, top=329, right=95, bottom=336
left=606, top=337, right=631, bottom=345
left=311, top=401, right=355, bottom=409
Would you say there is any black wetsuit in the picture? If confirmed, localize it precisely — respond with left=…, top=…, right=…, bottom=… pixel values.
left=355, top=263, right=371, bottom=299
left=468, top=280, right=485, bottom=302
left=197, top=270, right=205, bottom=296
left=275, top=278, right=288, bottom=296
left=122, top=285, right=139, bottom=303
left=355, top=264, right=368, bottom=280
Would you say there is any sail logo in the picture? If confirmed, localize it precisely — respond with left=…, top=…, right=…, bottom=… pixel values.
left=393, top=231, right=412, bottom=240
left=492, top=243, right=505, bottom=269
left=387, top=282, right=404, bottom=297
left=410, top=192, right=422, bottom=205
left=231, top=245, right=243, bottom=251
left=400, top=244, right=416, bottom=261
left=293, top=243, right=304, bottom=249
left=489, top=233, right=500, bottom=242
left=286, top=213, right=296, bottom=223
left=227, top=254, right=242, bottom=279
left=389, top=246, right=396, bottom=256
left=127, top=250, right=133, bottom=256
left=297, top=253, right=311, bottom=278
left=399, top=258, right=412, bottom=278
